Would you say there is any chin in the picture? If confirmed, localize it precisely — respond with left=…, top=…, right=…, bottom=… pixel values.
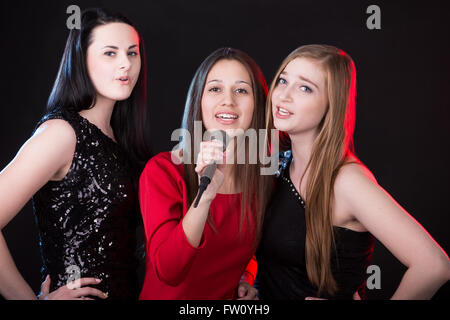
left=212, top=119, right=242, bottom=130
left=112, top=93, right=133, bottom=101
left=273, top=119, right=291, bottom=132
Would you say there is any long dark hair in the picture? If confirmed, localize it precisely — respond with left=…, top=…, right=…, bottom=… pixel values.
left=180, top=47, right=272, bottom=245
left=47, top=7, right=150, bottom=171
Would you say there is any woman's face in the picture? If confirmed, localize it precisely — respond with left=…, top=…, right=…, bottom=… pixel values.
left=201, top=59, right=255, bottom=133
left=86, top=22, right=141, bottom=102
left=272, top=57, right=328, bottom=137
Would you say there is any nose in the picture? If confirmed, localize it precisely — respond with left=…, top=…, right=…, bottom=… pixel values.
left=119, top=52, right=131, bottom=71
left=220, top=88, right=235, bottom=107
left=278, top=85, right=293, bottom=102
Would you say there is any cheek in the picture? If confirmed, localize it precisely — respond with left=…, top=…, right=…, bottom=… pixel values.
left=87, top=58, right=111, bottom=88
left=309, top=94, right=328, bottom=121
left=132, top=58, right=141, bottom=79
left=201, top=95, right=213, bottom=114
left=240, top=99, right=254, bottom=127
left=271, top=87, right=282, bottom=105
left=201, top=96, right=215, bottom=126
left=295, top=96, right=327, bottom=125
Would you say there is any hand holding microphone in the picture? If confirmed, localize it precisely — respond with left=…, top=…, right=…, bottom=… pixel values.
left=194, top=130, right=230, bottom=208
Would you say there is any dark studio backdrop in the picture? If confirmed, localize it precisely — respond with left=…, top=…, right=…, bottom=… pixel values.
left=0, top=0, right=448, bottom=300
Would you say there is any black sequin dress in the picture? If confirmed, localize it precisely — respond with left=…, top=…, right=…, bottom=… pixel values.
left=32, top=109, right=139, bottom=299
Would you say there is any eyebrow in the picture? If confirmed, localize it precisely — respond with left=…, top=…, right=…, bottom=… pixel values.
left=207, top=79, right=251, bottom=85
left=102, top=44, right=138, bottom=50
left=281, top=71, right=319, bottom=89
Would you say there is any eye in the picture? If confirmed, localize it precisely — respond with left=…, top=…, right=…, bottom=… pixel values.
left=208, top=87, right=221, bottom=93
left=104, top=51, right=116, bottom=57
left=128, top=51, right=138, bottom=56
left=277, top=77, right=287, bottom=85
left=300, top=85, right=312, bottom=93
left=235, top=88, right=248, bottom=94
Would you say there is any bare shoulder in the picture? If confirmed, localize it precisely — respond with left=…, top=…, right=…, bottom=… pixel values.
left=18, top=119, right=76, bottom=169
left=334, top=156, right=378, bottom=193
left=0, top=119, right=77, bottom=228
left=333, top=155, right=385, bottom=217
left=333, top=155, right=380, bottom=208
left=332, top=156, right=381, bottom=229
left=33, top=118, right=76, bottom=152
left=34, top=118, right=76, bottom=143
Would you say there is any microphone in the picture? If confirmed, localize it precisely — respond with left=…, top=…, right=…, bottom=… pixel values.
left=193, top=130, right=229, bottom=208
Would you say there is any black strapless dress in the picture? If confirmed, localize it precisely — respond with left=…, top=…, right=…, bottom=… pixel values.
left=32, top=109, right=139, bottom=299
left=256, top=151, right=375, bottom=299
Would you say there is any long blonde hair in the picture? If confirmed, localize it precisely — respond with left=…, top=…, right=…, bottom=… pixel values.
left=265, top=44, right=357, bottom=296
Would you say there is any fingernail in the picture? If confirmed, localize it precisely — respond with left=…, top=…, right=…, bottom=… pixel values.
left=96, top=278, right=102, bottom=283
left=305, top=297, right=311, bottom=300
left=103, top=292, right=108, bottom=298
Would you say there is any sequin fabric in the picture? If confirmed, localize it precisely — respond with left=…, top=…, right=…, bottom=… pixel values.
left=32, top=110, right=139, bottom=299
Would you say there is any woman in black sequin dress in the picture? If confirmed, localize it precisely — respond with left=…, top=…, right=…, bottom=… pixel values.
left=0, top=8, right=149, bottom=299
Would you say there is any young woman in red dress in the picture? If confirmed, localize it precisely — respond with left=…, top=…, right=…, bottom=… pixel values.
left=139, top=48, right=272, bottom=299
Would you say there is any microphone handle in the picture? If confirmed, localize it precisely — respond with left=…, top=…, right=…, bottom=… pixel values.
left=194, top=162, right=217, bottom=208
left=202, top=162, right=217, bottom=180
left=194, top=129, right=228, bottom=208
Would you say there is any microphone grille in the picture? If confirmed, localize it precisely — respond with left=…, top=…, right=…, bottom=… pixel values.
left=206, top=129, right=229, bottom=151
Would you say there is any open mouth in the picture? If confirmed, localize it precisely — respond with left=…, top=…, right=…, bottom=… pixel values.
left=117, top=76, right=130, bottom=84
left=277, top=106, right=291, bottom=116
left=215, top=112, right=239, bottom=125
left=275, top=106, right=293, bottom=119
left=215, top=113, right=239, bottom=120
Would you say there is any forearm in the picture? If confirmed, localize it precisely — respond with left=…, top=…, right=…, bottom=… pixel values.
left=0, top=232, right=37, bottom=300
left=150, top=194, right=213, bottom=286
left=181, top=192, right=212, bottom=248
left=391, top=264, right=450, bottom=300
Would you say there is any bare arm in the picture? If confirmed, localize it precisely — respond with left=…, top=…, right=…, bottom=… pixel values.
left=140, top=143, right=226, bottom=286
left=0, top=119, right=76, bottom=299
left=181, top=140, right=225, bottom=247
left=335, top=164, right=450, bottom=299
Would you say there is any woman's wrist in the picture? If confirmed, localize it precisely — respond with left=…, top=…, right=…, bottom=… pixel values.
left=196, top=188, right=217, bottom=205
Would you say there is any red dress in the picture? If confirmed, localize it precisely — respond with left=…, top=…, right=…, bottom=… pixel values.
left=139, top=152, right=257, bottom=300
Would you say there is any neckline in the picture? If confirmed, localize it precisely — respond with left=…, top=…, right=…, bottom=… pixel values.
left=281, top=155, right=306, bottom=207
left=76, top=112, right=119, bottom=146
left=215, top=192, right=242, bottom=197
left=282, top=171, right=306, bottom=208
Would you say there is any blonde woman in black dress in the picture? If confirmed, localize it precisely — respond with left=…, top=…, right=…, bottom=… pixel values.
left=257, top=45, right=450, bottom=299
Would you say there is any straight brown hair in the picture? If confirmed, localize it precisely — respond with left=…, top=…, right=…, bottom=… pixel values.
left=179, top=47, right=273, bottom=246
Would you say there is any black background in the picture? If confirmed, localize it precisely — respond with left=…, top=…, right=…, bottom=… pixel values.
left=0, top=0, right=449, bottom=299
